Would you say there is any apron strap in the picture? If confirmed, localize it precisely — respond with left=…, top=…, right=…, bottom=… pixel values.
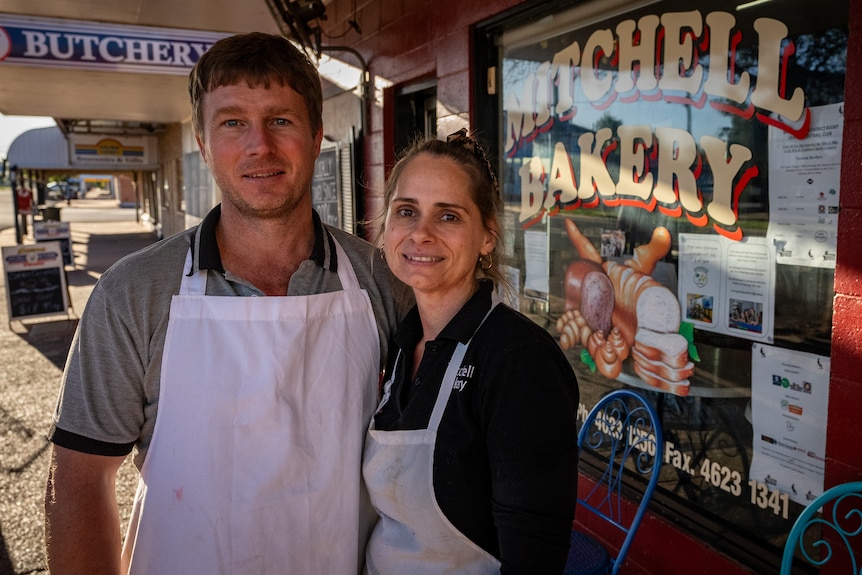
left=179, top=249, right=204, bottom=295
left=376, top=349, right=403, bottom=419
left=427, top=342, right=468, bottom=431
left=331, top=237, right=361, bottom=291
left=426, top=300, right=500, bottom=433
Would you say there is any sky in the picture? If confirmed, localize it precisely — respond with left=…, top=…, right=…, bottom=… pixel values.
left=0, top=113, right=57, bottom=159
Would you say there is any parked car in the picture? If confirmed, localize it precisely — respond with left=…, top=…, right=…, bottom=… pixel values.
left=46, top=181, right=68, bottom=201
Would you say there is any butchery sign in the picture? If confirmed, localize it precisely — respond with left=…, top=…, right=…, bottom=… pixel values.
left=0, top=13, right=229, bottom=75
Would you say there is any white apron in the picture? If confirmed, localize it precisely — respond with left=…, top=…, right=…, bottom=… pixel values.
left=362, top=309, right=501, bottom=575
left=123, top=239, right=380, bottom=575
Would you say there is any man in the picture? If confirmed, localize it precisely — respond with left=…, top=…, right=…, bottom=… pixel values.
left=44, top=32, right=409, bottom=574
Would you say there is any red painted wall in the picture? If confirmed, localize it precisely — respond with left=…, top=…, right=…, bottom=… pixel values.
left=323, top=0, right=862, bottom=572
left=324, top=0, right=522, bottom=226
left=825, top=2, right=862, bottom=570
left=831, top=0, right=862, bottom=484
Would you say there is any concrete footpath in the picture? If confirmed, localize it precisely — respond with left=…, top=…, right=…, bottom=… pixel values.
left=0, top=198, right=159, bottom=574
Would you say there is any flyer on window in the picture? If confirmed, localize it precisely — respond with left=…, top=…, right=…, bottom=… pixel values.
left=678, top=234, right=775, bottom=343
left=523, top=226, right=549, bottom=298
left=767, top=103, right=843, bottom=269
left=749, top=344, right=829, bottom=506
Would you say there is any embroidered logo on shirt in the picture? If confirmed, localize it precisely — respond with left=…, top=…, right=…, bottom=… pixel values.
left=453, top=364, right=475, bottom=392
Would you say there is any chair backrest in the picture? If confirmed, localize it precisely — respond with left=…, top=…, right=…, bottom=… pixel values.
left=779, top=481, right=862, bottom=575
left=577, top=389, right=664, bottom=575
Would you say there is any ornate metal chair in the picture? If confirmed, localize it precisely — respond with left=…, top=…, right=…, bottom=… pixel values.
left=780, top=481, right=862, bottom=574
left=564, top=389, right=663, bottom=575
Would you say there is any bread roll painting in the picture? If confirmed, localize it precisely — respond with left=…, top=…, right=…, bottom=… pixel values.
left=558, top=219, right=693, bottom=396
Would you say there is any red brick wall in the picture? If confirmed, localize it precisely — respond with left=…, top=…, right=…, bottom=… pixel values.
left=826, top=7, right=862, bottom=574
left=323, top=0, right=522, bottom=232
left=831, top=0, right=862, bottom=490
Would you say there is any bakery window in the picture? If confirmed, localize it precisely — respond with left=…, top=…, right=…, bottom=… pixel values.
left=482, top=0, right=847, bottom=571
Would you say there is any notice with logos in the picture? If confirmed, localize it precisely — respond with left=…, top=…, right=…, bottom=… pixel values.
left=767, top=103, right=843, bottom=268
left=749, top=344, right=829, bottom=506
left=678, top=234, right=775, bottom=343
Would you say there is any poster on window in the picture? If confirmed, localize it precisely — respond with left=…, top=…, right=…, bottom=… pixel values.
left=767, top=103, right=843, bottom=269
left=678, top=234, right=775, bottom=343
left=524, top=225, right=550, bottom=299
left=750, top=344, right=829, bottom=506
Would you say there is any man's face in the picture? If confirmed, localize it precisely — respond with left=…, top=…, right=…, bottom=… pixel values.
left=196, top=81, right=323, bottom=219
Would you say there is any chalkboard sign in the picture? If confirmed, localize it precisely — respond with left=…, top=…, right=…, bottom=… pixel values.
left=34, top=221, right=73, bottom=266
left=312, top=146, right=340, bottom=228
left=3, top=241, right=70, bottom=322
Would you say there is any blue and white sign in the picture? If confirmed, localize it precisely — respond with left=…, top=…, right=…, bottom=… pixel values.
left=0, top=13, right=230, bottom=75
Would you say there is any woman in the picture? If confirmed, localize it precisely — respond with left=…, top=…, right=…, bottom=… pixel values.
left=363, top=129, right=580, bottom=574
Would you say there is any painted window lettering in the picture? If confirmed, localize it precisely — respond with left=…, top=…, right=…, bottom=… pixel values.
left=505, top=10, right=809, bottom=240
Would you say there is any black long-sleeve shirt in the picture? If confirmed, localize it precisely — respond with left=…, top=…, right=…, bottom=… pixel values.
left=374, top=281, right=580, bottom=574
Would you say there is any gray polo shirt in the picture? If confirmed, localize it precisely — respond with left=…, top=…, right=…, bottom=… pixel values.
left=49, top=205, right=410, bottom=469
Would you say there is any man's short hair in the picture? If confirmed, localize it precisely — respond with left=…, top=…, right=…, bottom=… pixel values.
left=189, top=32, right=323, bottom=136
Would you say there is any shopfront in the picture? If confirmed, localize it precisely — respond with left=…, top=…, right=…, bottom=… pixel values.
left=10, top=0, right=848, bottom=570
left=471, top=0, right=850, bottom=572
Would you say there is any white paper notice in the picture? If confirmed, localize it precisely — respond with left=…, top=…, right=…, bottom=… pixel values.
left=767, top=103, right=843, bottom=268
left=678, top=234, right=774, bottom=343
left=749, top=344, right=829, bottom=505
left=524, top=227, right=549, bottom=296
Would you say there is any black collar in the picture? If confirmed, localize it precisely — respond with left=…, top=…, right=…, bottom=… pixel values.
left=190, top=205, right=335, bottom=275
left=396, top=280, right=494, bottom=348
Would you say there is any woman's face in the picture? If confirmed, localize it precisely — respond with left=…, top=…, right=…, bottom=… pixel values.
left=384, top=153, right=495, bottom=301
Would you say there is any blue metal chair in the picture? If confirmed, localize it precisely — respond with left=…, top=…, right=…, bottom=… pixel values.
left=780, top=481, right=862, bottom=575
left=564, top=389, right=664, bottom=575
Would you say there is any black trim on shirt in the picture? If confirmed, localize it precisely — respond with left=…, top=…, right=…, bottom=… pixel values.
left=195, top=204, right=224, bottom=273
left=311, top=209, right=338, bottom=272
left=48, top=424, right=135, bottom=457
